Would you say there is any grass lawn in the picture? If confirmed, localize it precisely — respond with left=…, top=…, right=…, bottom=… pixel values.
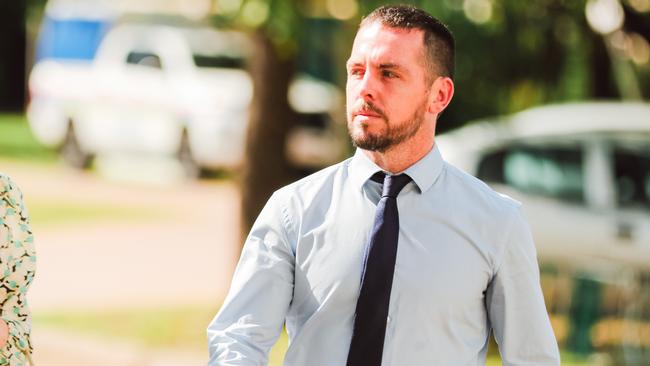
left=1, top=114, right=171, bottom=226
left=35, top=305, right=590, bottom=366
left=0, top=114, right=57, bottom=164
left=26, top=198, right=168, bottom=227
left=34, top=305, right=286, bottom=361
left=34, top=306, right=219, bottom=351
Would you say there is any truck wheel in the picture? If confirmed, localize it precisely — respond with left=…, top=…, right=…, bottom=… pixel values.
left=61, top=124, right=93, bottom=169
left=178, top=131, right=201, bottom=179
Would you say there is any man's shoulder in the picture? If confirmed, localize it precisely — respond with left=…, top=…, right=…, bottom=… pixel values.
left=442, top=161, right=521, bottom=215
left=271, top=157, right=352, bottom=204
left=441, top=162, right=530, bottom=255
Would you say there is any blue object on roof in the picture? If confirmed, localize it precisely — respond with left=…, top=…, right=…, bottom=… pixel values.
left=35, top=16, right=111, bottom=62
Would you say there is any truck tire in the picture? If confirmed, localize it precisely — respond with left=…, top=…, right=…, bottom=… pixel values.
left=61, top=123, right=93, bottom=169
left=177, top=131, right=201, bottom=179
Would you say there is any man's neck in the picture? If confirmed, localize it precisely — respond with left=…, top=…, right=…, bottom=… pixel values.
left=362, top=133, right=435, bottom=174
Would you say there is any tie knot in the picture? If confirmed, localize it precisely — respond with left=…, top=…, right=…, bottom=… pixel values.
left=371, top=172, right=412, bottom=198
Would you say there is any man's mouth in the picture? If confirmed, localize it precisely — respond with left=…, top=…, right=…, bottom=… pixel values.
left=355, top=110, right=381, bottom=118
left=352, top=102, right=386, bottom=120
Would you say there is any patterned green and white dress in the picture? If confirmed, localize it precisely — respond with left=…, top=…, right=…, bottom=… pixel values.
left=0, top=175, right=35, bottom=365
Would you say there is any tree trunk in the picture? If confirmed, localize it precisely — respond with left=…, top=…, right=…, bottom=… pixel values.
left=0, top=1, right=27, bottom=112
left=241, top=29, right=299, bottom=238
left=589, top=33, right=618, bottom=99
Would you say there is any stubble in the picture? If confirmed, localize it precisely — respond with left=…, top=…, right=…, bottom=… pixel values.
left=347, top=99, right=427, bottom=153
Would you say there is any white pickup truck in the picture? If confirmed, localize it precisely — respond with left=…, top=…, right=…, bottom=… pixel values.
left=28, top=20, right=344, bottom=177
left=28, top=22, right=258, bottom=176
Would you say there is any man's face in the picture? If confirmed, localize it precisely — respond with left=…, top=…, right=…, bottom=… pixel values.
left=346, top=22, right=434, bottom=153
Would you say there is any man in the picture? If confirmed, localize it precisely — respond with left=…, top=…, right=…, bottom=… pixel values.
left=208, top=5, right=560, bottom=365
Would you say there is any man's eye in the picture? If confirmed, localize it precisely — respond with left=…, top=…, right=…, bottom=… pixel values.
left=349, top=69, right=364, bottom=77
left=382, top=70, right=396, bottom=78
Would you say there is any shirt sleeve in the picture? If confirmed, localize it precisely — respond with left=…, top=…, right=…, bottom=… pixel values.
left=486, top=207, right=561, bottom=366
left=0, top=175, right=36, bottom=364
left=207, top=191, right=295, bottom=366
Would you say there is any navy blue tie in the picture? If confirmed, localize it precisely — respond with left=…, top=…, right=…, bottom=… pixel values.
left=347, top=172, right=412, bottom=366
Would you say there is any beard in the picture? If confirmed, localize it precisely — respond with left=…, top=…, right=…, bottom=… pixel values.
left=347, top=99, right=427, bottom=153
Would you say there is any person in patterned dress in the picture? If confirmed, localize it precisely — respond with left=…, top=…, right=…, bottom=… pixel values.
left=0, top=174, right=36, bottom=365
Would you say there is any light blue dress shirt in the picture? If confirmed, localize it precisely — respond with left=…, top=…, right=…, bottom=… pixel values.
left=207, top=145, right=560, bottom=366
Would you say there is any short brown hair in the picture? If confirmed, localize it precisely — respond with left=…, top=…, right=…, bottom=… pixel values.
left=361, top=5, right=455, bottom=81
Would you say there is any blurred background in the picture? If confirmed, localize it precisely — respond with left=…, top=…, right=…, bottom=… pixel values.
left=1, top=0, right=649, bottom=364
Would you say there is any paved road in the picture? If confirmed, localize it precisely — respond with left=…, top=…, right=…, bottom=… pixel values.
left=3, top=161, right=244, bottom=364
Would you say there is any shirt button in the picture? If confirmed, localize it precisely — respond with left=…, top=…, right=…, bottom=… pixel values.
left=387, top=316, right=391, bottom=323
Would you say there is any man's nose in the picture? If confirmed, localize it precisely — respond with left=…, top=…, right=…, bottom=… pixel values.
left=357, top=70, right=378, bottom=101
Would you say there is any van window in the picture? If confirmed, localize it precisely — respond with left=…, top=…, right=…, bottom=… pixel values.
left=614, top=150, right=650, bottom=210
left=478, top=147, right=584, bottom=202
left=477, top=149, right=506, bottom=183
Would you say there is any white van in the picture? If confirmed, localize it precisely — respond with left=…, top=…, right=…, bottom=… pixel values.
left=437, top=102, right=650, bottom=271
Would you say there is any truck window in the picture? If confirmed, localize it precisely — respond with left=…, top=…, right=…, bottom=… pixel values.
left=126, top=52, right=162, bottom=69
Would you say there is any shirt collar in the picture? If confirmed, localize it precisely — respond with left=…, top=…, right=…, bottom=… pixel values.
left=348, top=144, right=444, bottom=194
left=348, top=149, right=382, bottom=192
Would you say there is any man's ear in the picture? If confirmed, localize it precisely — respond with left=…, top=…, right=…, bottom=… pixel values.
left=428, top=76, right=454, bottom=115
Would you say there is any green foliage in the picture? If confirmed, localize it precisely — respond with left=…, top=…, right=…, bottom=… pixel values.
left=213, top=0, right=302, bottom=58
left=353, top=0, right=649, bottom=131
left=415, top=0, right=597, bottom=130
left=211, top=0, right=649, bottom=130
